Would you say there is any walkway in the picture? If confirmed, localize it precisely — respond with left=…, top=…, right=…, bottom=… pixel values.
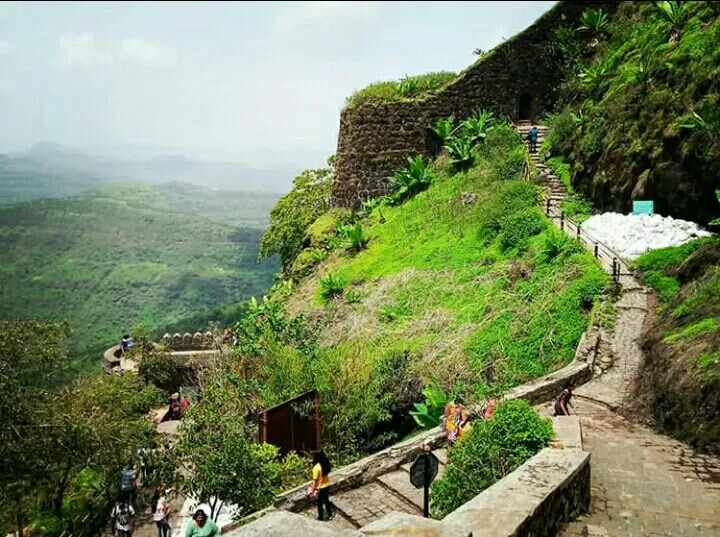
left=300, top=449, right=448, bottom=529
left=519, top=122, right=720, bottom=536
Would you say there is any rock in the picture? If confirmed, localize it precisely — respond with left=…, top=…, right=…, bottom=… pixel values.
left=594, top=366, right=603, bottom=376
left=600, top=355, right=613, bottom=364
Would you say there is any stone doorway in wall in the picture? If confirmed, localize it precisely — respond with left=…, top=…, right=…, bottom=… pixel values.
left=518, top=92, right=533, bottom=121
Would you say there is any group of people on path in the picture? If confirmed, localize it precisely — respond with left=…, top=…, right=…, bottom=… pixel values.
left=166, top=392, right=192, bottom=421
left=441, top=396, right=497, bottom=445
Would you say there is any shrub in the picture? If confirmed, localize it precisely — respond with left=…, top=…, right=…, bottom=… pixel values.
left=429, top=399, right=553, bottom=518
left=498, top=208, right=548, bottom=252
left=259, top=165, right=333, bottom=268
left=390, top=156, right=436, bottom=205
left=477, top=181, right=540, bottom=236
left=276, top=451, right=311, bottom=492
left=409, top=382, right=450, bottom=430
left=444, top=138, right=474, bottom=171
left=311, top=248, right=328, bottom=262
left=338, top=222, right=368, bottom=252
left=137, top=349, right=186, bottom=392
left=320, top=272, right=346, bottom=300
left=306, top=208, right=353, bottom=250
left=432, top=116, right=458, bottom=143
left=460, top=109, right=496, bottom=146
left=538, top=229, right=585, bottom=264
left=492, top=146, right=526, bottom=182
left=655, top=1, right=690, bottom=40
left=578, top=8, right=610, bottom=38
left=344, top=290, right=362, bottom=304
left=345, top=72, right=456, bottom=107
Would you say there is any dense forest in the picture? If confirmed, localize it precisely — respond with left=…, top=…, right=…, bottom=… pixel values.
left=0, top=183, right=279, bottom=368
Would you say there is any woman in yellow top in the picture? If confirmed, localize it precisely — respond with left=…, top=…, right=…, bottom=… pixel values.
left=310, top=450, right=334, bottom=521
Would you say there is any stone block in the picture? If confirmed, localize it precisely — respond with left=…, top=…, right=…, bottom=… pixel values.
left=225, top=511, right=361, bottom=537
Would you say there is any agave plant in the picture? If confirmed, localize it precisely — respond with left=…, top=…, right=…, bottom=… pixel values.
left=389, top=155, right=436, bottom=205
left=320, top=272, right=345, bottom=300
left=461, top=108, right=496, bottom=146
left=655, top=1, right=689, bottom=42
left=578, top=8, right=609, bottom=37
left=444, top=138, right=474, bottom=170
left=579, top=63, right=609, bottom=92
left=432, top=116, right=458, bottom=142
left=337, top=222, right=368, bottom=252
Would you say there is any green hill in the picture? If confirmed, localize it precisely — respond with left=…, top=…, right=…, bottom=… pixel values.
left=0, top=183, right=279, bottom=367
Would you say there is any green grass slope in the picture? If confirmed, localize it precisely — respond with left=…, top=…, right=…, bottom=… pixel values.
left=545, top=1, right=720, bottom=224
left=633, top=238, right=720, bottom=452
left=286, top=127, right=608, bottom=399
left=0, top=184, right=278, bottom=366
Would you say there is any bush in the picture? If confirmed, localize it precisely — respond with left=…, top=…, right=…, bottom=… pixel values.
left=538, top=229, right=585, bottom=264
left=345, top=72, right=456, bottom=107
left=430, top=399, right=553, bottom=518
left=338, top=222, right=368, bottom=252
left=320, top=272, right=346, bottom=300
left=389, top=156, right=436, bottom=205
left=137, top=350, right=186, bottom=392
left=306, top=208, right=353, bottom=250
left=492, top=146, right=526, bottom=182
left=409, top=382, right=450, bottom=430
left=444, top=138, right=474, bottom=171
left=276, top=451, right=312, bottom=492
left=477, top=181, right=540, bottom=236
left=498, top=208, right=548, bottom=252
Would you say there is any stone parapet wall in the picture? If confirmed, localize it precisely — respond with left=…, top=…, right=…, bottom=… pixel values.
left=331, top=1, right=621, bottom=209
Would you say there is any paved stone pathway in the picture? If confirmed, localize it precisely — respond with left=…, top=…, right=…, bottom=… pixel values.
left=519, top=122, right=720, bottom=536
left=300, top=449, right=447, bottom=529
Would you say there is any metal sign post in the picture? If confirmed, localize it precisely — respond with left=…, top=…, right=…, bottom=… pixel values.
left=410, top=449, right=439, bottom=517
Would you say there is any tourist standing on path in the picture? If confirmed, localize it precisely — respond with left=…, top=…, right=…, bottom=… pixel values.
left=152, top=485, right=172, bottom=537
left=184, top=508, right=220, bottom=537
left=110, top=500, right=136, bottom=537
left=553, top=382, right=574, bottom=416
left=310, top=450, right=334, bottom=521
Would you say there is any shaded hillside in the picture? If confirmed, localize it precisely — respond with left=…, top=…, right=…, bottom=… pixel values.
left=632, top=238, right=720, bottom=453
left=545, top=1, right=720, bottom=224
left=0, top=183, right=278, bottom=366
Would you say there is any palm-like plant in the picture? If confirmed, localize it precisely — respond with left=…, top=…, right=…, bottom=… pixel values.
left=579, top=63, right=609, bottom=93
left=444, top=138, right=474, bottom=170
left=431, top=116, right=458, bottom=143
left=389, top=155, right=436, bottom=205
left=461, top=108, right=496, bottom=145
left=337, top=222, right=368, bottom=252
left=409, top=383, right=451, bottom=429
left=578, top=9, right=609, bottom=38
left=655, top=1, right=689, bottom=42
left=320, top=272, right=345, bottom=300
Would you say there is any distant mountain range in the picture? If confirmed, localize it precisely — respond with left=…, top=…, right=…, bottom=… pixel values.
left=0, top=142, right=298, bottom=205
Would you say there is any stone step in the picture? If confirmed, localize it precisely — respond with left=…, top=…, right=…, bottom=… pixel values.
left=331, top=481, right=421, bottom=528
left=376, top=471, right=425, bottom=510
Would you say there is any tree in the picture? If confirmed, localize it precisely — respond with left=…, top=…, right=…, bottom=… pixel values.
left=171, top=380, right=282, bottom=521
left=258, top=164, right=333, bottom=269
left=0, top=320, right=72, bottom=537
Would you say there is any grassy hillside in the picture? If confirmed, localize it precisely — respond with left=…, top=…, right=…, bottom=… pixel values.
left=252, top=124, right=607, bottom=458
left=0, top=183, right=278, bottom=367
left=632, top=238, right=720, bottom=452
left=545, top=1, right=720, bottom=224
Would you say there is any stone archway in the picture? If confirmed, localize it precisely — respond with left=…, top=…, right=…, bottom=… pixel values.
left=518, top=92, right=533, bottom=121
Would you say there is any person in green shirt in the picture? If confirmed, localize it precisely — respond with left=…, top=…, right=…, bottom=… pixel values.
left=184, top=508, right=220, bottom=537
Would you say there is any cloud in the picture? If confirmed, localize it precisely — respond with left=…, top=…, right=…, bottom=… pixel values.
left=57, top=34, right=110, bottom=67
left=0, top=40, right=14, bottom=55
left=56, top=34, right=177, bottom=67
left=117, top=37, right=177, bottom=65
left=274, top=1, right=379, bottom=33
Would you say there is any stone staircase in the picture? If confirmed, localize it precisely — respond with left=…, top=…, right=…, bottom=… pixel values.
left=515, top=122, right=566, bottom=214
left=301, top=448, right=448, bottom=529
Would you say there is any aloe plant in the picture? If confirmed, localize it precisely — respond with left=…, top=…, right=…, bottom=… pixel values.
left=337, top=222, right=368, bottom=252
left=432, top=116, right=458, bottom=143
left=578, top=8, right=609, bottom=37
left=444, top=138, right=474, bottom=170
left=461, top=109, right=496, bottom=146
left=320, top=272, right=345, bottom=300
left=579, top=63, right=609, bottom=92
left=655, top=1, right=689, bottom=42
left=389, top=155, right=435, bottom=205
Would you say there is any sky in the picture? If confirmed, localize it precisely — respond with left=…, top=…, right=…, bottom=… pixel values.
left=0, top=1, right=556, bottom=169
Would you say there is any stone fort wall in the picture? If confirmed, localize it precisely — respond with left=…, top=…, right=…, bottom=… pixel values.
left=331, top=0, right=621, bottom=209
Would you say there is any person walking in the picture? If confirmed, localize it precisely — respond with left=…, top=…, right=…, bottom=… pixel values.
left=309, top=450, right=334, bottom=521
left=152, top=485, right=171, bottom=537
left=110, top=500, right=135, bottom=537
left=528, top=125, right=539, bottom=154
left=553, top=382, right=574, bottom=416
left=119, top=463, right=138, bottom=506
left=184, top=508, right=219, bottom=537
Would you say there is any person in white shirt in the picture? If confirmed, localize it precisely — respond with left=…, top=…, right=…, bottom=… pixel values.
left=152, top=486, right=172, bottom=537
left=111, top=500, right=135, bottom=537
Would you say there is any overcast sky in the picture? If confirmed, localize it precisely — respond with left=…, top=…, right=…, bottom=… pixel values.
left=0, top=1, right=555, bottom=168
